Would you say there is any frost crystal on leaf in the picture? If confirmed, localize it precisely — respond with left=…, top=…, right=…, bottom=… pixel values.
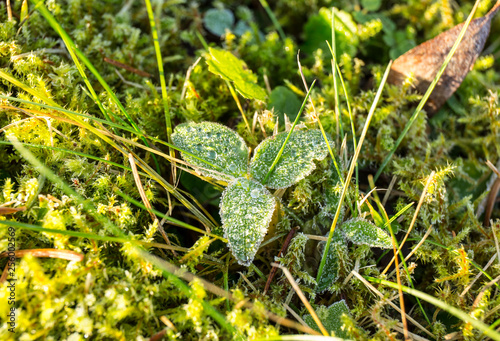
left=250, top=129, right=331, bottom=189
left=342, top=218, right=393, bottom=249
left=172, top=122, right=249, bottom=182
left=303, top=300, right=351, bottom=338
left=220, top=178, right=276, bottom=266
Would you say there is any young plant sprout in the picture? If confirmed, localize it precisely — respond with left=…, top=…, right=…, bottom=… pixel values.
left=173, top=122, right=331, bottom=265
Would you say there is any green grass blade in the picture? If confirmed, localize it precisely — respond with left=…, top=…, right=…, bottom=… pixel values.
left=366, top=276, right=500, bottom=340
left=316, top=62, right=392, bottom=283
left=144, top=0, right=175, bottom=169
left=330, top=7, right=343, bottom=140
left=258, top=0, right=286, bottom=41
left=0, top=140, right=134, bottom=173
left=326, top=40, right=358, bottom=200
left=0, top=68, right=58, bottom=107
left=29, top=0, right=113, bottom=125
left=374, top=0, right=481, bottom=182
left=263, top=80, right=316, bottom=184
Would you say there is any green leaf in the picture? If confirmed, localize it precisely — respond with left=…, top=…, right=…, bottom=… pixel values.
left=302, top=7, right=359, bottom=58
left=220, top=178, right=276, bottom=266
left=361, top=0, right=382, bottom=11
left=342, top=218, right=392, bottom=249
left=250, top=129, right=331, bottom=189
left=303, top=300, right=351, bottom=338
left=203, top=8, right=234, bottom=36
left=172, top=122, right=249, bottom=182
left=206, top=47, right=267, bottom=101
left=316, top=236, right=342, bottom=293
left=267, top=86, right=302, bottom=125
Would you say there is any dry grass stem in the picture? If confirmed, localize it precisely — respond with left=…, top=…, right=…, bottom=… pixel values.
left=271, top=262, right=329, bottom=336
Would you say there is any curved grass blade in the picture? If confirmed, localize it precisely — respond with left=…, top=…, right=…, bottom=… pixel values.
left=114, top=189, right=226, bottom=242
left=144, top=0, right=175, bottom=172
left=258, top=0, right=286, bottom=41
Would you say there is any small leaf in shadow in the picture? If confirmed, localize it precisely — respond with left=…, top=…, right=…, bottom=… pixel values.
left=388, top=2, right=500, bottom=115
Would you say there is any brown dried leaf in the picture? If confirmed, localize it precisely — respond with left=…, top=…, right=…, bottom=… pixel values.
left=388, top=2, right=500, bottom=115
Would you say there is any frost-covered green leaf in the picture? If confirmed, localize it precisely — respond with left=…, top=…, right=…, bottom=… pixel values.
left=172, top=122, right=249, bottom=182
left=303, top=300, right=351, bottom=338
left=203, top=9, right=234, bottom=36
left=267, top=86, right=302, bottom=125
left=220, top=178, right=276, bottom=266
left=342, top=218, right=392, bottom=249
left=316, top=239, right=341, bottom=293
left=250, top=129, right=331, bottom=189
left=206, top=47, right=267, bottom=101
left=302, top=7, right=359, bottom=58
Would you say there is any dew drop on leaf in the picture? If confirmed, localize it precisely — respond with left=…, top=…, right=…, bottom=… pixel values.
left=250, top=189, right=260, bottom=198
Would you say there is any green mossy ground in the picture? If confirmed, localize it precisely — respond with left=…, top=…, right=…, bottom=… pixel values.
left=0, top=0, right=499, bottom=340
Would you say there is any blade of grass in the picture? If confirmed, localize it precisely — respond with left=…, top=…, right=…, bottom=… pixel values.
left=258, top=0, right=286, bottom=41
left=331, top=8, right=343, bottom=141
left=226, top=80, right=251, bottom=133
left=326, top=40, right=358, bottom=201
left=0, top=248, right=83, bottom=262
left=144, top=0, right=175, bottom=176
left=316, top=61, right=392, bottom=283
left=256, top=336, right=344, bottom=340
left=366, top=178, right=409, bottom=338
left=350, top=270, right=434, bottom=338
left=262, top=80, right=316, bottom=184
left=271, top=263, right=329, bottom=336
left=28, top=0, right=115, bottom=125
left=296, top=54, right=344, bottom=186
left=3, top=102, right=219, bottom=228
left=374, top=0, right=481, bottom=182
left=366, top=276, right=500, bottom=341
left=0, top=220, right=221, bottom=263
left=0, top=98, right=224, bottom=172
left=0, top=140, right=134, bottom=173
